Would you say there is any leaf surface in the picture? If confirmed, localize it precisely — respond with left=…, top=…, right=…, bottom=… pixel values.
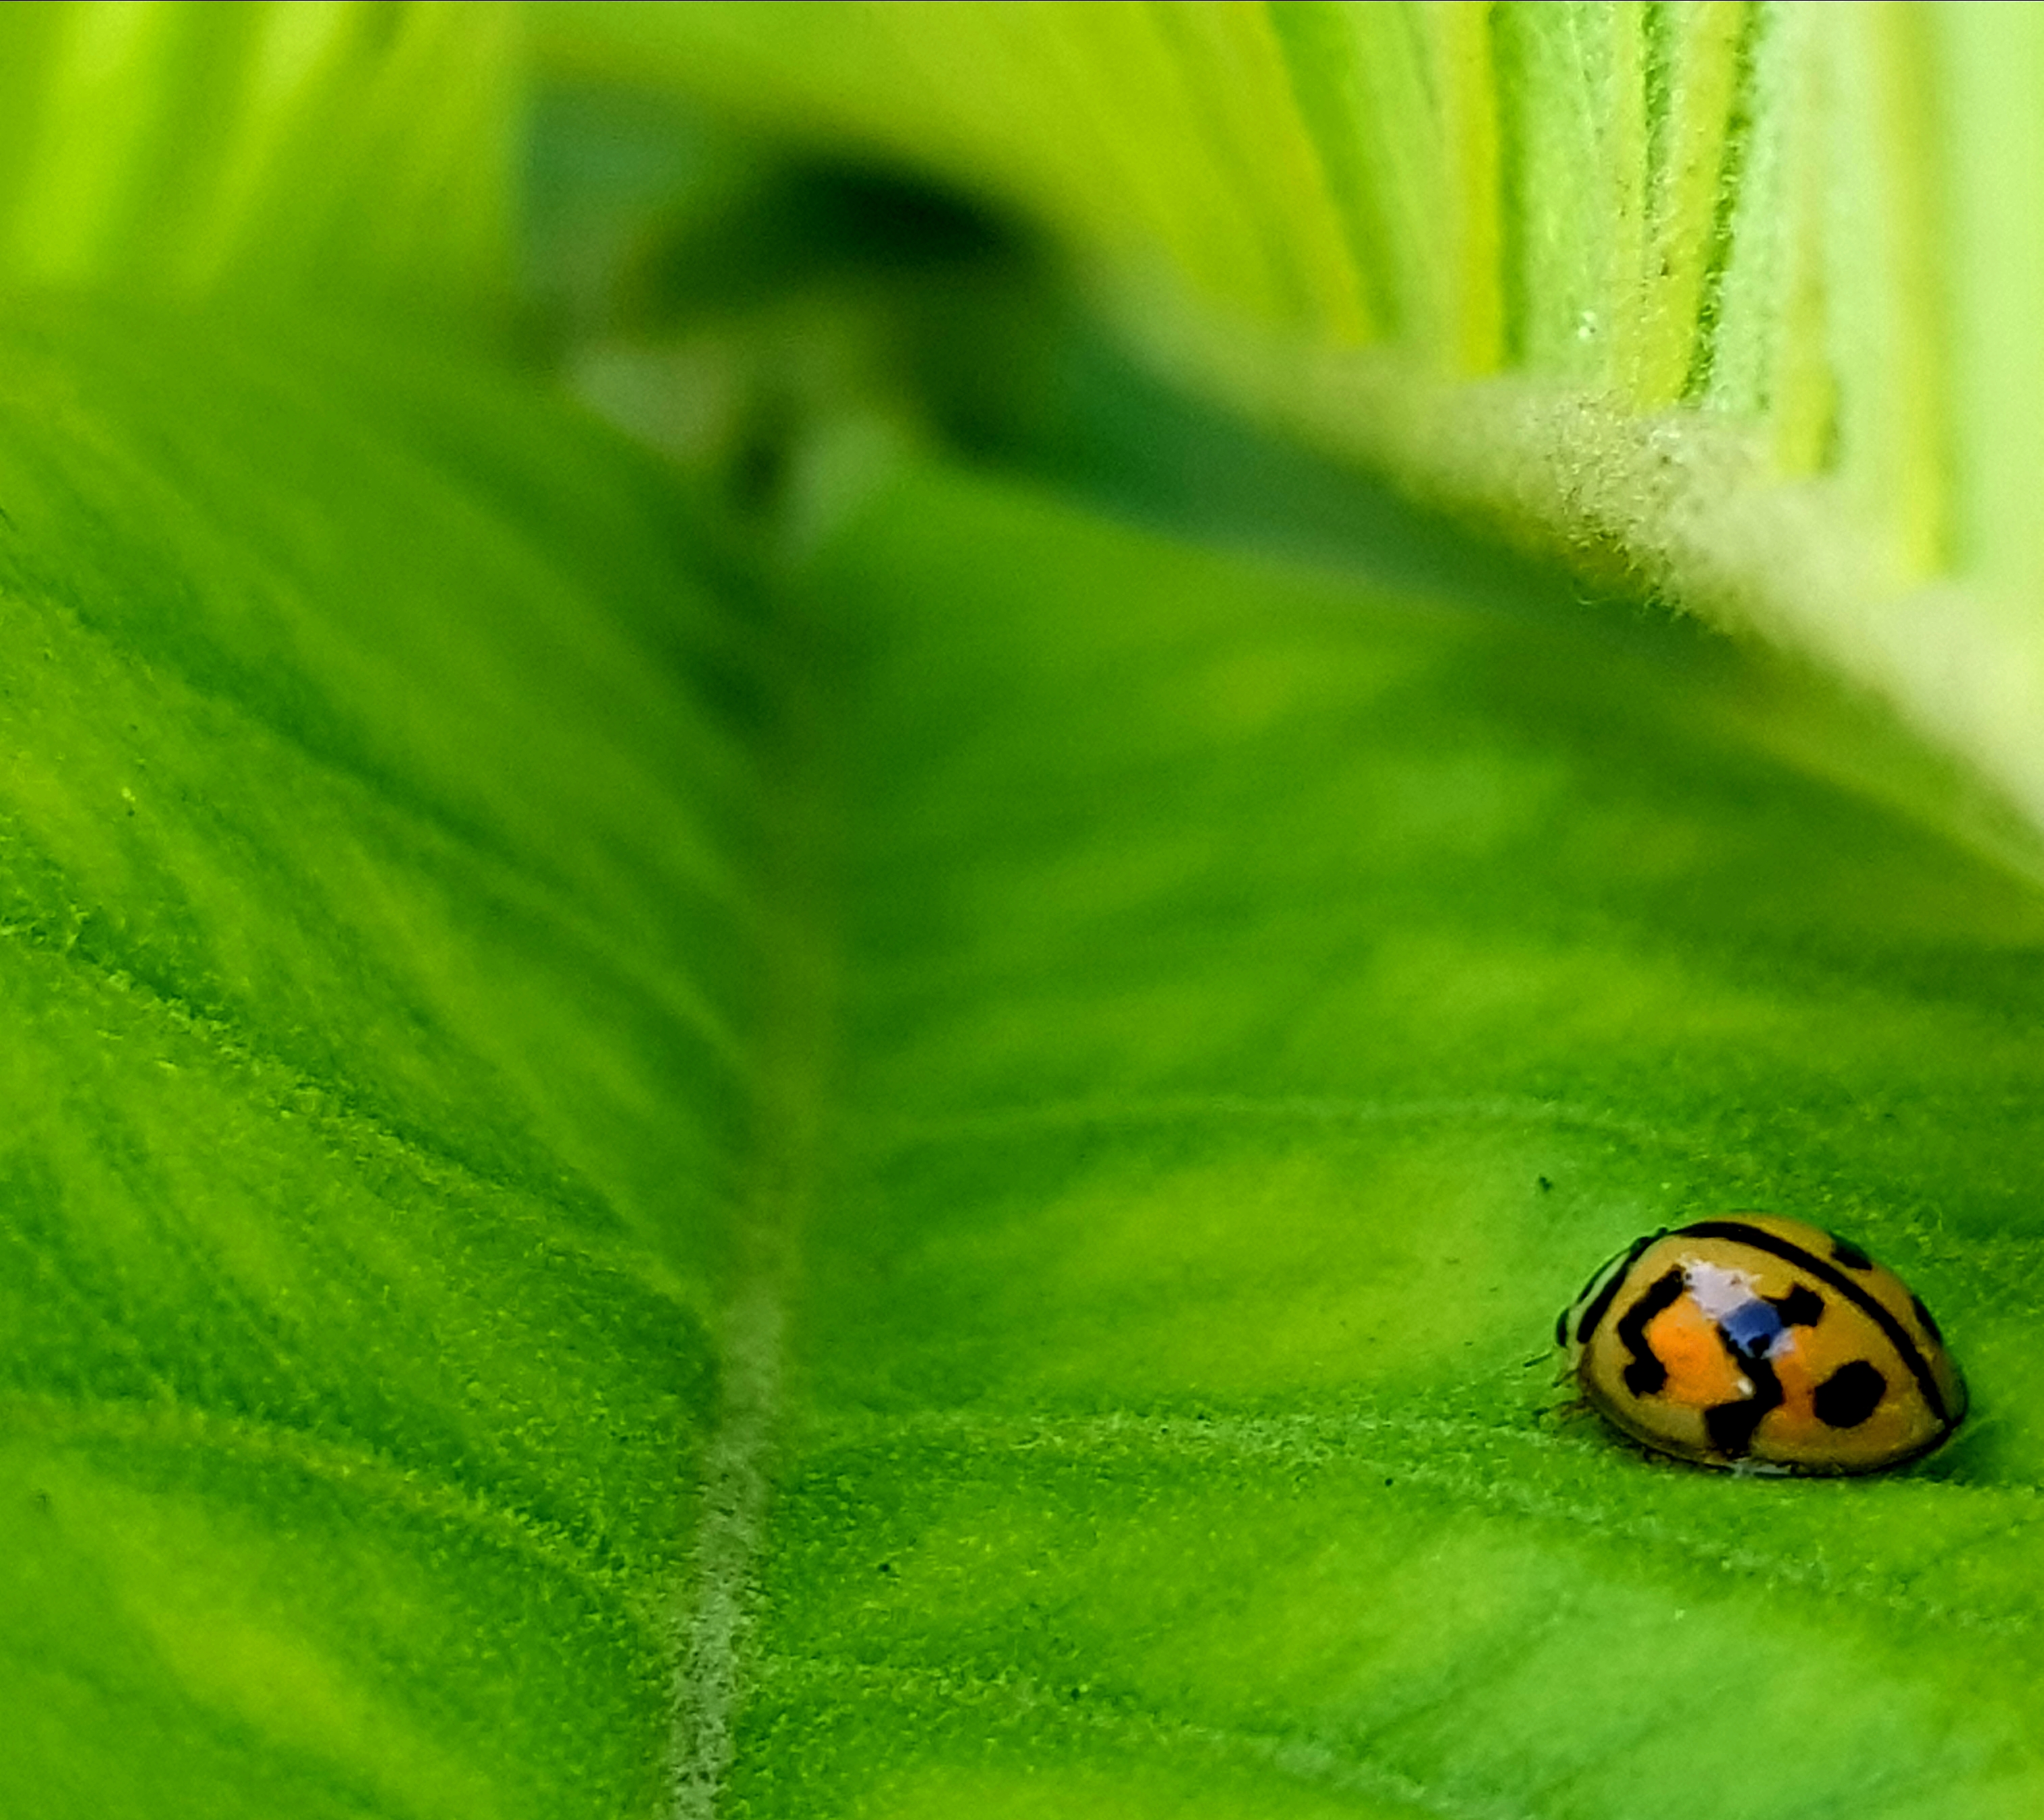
left=727, top=452, right=2044, bottom=1819
left=0, top=300, right=757, bottom=1817
left=9, top=89, right=2044, bottom=1820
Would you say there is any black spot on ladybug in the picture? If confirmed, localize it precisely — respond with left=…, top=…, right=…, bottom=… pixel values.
left=1814, top=1360, right=1887, bottom=1429
left=1911, top=1293, right=1945, bottom=1346
left=1830, top=1237, right=1874, bottom=1271
left=1704, top=1399, right=1761, bottom=1456
left=1703, top=1356, right=1782, bottom=1458
left=1772, top=1284, right=1824, bottom=1328
left=1615, top=1267, right=1686, bottom=1395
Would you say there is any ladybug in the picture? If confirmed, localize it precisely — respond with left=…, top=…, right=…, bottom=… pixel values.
left=1558, top=1213, right=1965, bottom=1475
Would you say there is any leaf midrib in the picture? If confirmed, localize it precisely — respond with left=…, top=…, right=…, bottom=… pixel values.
left=668, top=598, right=847, bottom=1814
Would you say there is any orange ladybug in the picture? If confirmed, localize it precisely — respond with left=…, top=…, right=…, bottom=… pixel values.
left=1559, top=1214, right=1965, bottom=1475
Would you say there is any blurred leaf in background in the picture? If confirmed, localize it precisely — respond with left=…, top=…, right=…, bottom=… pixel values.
left=538, top=1, right=2044, bottom=834
left=7, top=4, right=2044, bottom=1819
left=0, top=1, right=514, bottom=314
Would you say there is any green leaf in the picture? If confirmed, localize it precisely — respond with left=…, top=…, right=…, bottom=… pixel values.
left=529, top=1, right=2044, bottom=854
left=0, top=1, right=515, bottom=317
left=724, top=451, right=2044, bottom=1816
left=16, top=24, right=2044, bottom=1809
left=10, top=282, right=2044, bottom=1815
left=0, top=298, right=756, bottom=1815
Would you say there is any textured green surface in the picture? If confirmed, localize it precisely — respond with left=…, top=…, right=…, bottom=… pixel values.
left=11, top=300, right=2044, bottom=1817
left=0, top=302, right=756, bottom=1815
left=14, top=3, right=2044, bottom=1815
left=730, top=458, right=2044, bottom=1817
left=20, top=295, right=2044, bottom=1813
